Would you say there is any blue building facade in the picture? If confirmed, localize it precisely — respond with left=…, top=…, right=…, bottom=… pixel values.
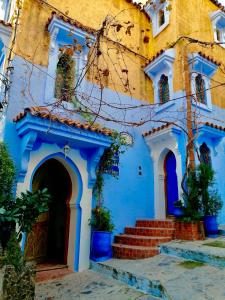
left=1, top=0, right=225, bottom=271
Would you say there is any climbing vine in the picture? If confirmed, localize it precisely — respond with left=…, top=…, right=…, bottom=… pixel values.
left=93, top=132, right=126, bottom=207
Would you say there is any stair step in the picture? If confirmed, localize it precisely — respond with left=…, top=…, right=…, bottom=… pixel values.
left=136, top=219, right=175, bottom=228
left=115, top=234, right=172, bottom=247
left=125, top=227, right=175, bottom=237
left=112, top=243, right=159, bottom=259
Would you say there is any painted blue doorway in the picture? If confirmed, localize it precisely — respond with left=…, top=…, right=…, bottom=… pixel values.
left=164, top=151, right=179, bottom=215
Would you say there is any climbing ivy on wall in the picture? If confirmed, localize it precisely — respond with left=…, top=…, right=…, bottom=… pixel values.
left=55, top=51, right=75, bottom=103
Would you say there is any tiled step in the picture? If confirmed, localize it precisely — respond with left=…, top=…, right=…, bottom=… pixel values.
left=136, top=219, right=175, bottom=229
left=115, top=234, right=172, bottom=247
left=125, top=227, right=175, bottom=238
left=113, top=244, right=159, bottom=259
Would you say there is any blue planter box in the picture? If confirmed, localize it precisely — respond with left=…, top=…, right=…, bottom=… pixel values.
left=204, top=215, right=218, bottom=238
left=90, top=231, right=112, bottom=262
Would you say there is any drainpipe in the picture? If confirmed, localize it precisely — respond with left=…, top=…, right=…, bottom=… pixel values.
left=183, top=46, right=195, bottom=170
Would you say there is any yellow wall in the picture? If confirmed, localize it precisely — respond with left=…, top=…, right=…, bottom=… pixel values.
left=12, top=0, right=225, bottom=107
left=173, top=0, right=225, bottom=108
left=14, top=0, right=153, bottom=102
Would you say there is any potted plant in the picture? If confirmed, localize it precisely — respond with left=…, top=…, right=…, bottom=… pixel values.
left=89, top=207, right=114, bottom=262
left=198, top=163, right=222, bottom=237
left=173, top=200, right=185, bottom=217
left=90, top=133, right=124, bottom=262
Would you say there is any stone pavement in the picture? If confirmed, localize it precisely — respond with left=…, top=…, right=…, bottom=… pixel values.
left=160, top=237, right=225, bottom=267
left=93, top=254, right=225, bottom=300
left=35, top=269, right=157, bottom=300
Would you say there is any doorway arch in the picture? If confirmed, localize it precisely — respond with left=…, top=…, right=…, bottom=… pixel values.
left=164, top=151, right=179, bottom=216
left=26, top=158, right=72, bottom=264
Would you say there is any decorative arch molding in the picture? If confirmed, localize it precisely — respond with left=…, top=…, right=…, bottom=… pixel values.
left=145, top=0, right=171, bottom=37
left=144, top=126, right=184, bottom=219
left=189, top=53, right=218, bottom=111
left=29, top=152, right=83, bottom=271
left=45, top=14, right=95, bottom=104
left=194, top=124, right=225, bottom=157
left=15, top=112, right=111, bottom=185
left=17, top=143, right=93, bottom=272
left=144, top=49, right=175, bottom=112
left=210, top=10, right=225, bottom=47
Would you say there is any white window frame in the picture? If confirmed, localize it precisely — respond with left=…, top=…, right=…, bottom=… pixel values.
left=145, top=0, right=170, bottom=37
left=45, top=15, right=95, bottom=106
left=211, top=10, right=225, bottom=48
left=189, top=53, right=218, bottom=112
left=144, top=49, right=175, bottom=112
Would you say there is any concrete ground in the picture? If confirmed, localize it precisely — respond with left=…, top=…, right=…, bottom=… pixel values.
left=97, top=254, right=225, bottom=300
left=35, top=237, right=225, bottom=300
left=35, top=270, right=157, bottom=300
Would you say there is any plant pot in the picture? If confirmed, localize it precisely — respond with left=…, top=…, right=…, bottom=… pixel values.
left=90, top=231, right=112, bottom=262
left=173, top=207, right=184, bottom=218
left=203, top=215, right=218, bottom=237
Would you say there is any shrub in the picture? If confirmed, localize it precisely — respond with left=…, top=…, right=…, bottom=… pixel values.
left=89, top=207, right=114, bottom=232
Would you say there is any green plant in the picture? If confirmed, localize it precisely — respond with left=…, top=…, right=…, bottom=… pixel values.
left=93, top=131, right=126, bottom=207
left=182, top=163, right=222, bottom=219
left=202, top=190, right=222, bottom=216
left=90, top=132, right=126, bottom=232
left=0, top=142, right=15, bottom=197
left=0, top=143, right=51, bottom=250
left=173, top=200, right=184, bottom=207
left=89, top=207, right=114, bottom=232
left=2, top=233, right=24, bottom=272
left=182, top=167, right=202, bottom=220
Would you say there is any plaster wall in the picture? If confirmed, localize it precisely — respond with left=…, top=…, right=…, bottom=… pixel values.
left=13, top=0, right=152, bottom=102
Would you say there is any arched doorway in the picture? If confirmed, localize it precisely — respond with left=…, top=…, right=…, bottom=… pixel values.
left=164, top=151, right=179, bottom=216
left=25, top=159, right=72, bottom=264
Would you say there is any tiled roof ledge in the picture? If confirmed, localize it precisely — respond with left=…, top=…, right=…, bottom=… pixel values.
left=144, top=49, right=175, bottom=79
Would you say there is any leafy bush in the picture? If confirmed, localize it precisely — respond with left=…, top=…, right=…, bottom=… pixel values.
left=0, top=142, right=51, bottom=250
left=0, top=143, right=15, bottom=197
left=2, top=233, right=24, bottom=272
left=89, top=207, right=114, bottom=232
left=182, top=163, right=222, bottom=219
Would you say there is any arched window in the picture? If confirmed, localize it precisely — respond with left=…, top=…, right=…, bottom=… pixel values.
left=200, top=143, right=211, bottom=166
left=158, top=9, right=165, bottom=27
left=158, top=74, right=170, bottom=104
left=216, top=28, right=221, bottom=42
left=55, top=52, right=75, bottom=102
left=195, top=74, right=206, bottom=104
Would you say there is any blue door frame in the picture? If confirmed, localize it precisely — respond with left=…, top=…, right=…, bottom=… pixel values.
left=164, top=151, right=179, bottom=215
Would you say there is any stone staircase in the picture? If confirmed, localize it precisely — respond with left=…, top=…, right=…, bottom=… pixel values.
left=113, top=219, right=175, bottom=259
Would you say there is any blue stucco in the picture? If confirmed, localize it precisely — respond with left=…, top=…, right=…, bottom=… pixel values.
left=102, top=132, right=154, bottom=235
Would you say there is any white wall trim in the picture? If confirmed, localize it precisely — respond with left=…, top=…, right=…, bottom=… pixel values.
left=145, top=127, right=183, bottom=219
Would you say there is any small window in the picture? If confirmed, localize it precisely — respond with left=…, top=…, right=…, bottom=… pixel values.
left=200, top=143, right=211, bottom=166
left=55, top=52, right=75, bottom=102
left=158, top=9, right=165, bottom=27
left=195, top=74, right=206, bottom=104
left=216, top=28, right=221, bottom=41
left=158, top=74, right=170, bottom=104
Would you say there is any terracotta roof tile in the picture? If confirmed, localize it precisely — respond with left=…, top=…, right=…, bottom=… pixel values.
left=143, top=122, right=225, bottom=138
left=209, top=0, right=225, bottom=13
left=125, top=0, right=150, bottom=19
left=143, top=49, right=165, bottom=68
left=198, top=51, right=221, bottom=66
left=0, top=19, right=12, bottom=28
left=13, top=107, right=113, bottom=137
left=142, top=123, right=171, bottom=137
left=46, top=12, right=96, bottom=35
left=204, top=122, right=225, bottom=131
